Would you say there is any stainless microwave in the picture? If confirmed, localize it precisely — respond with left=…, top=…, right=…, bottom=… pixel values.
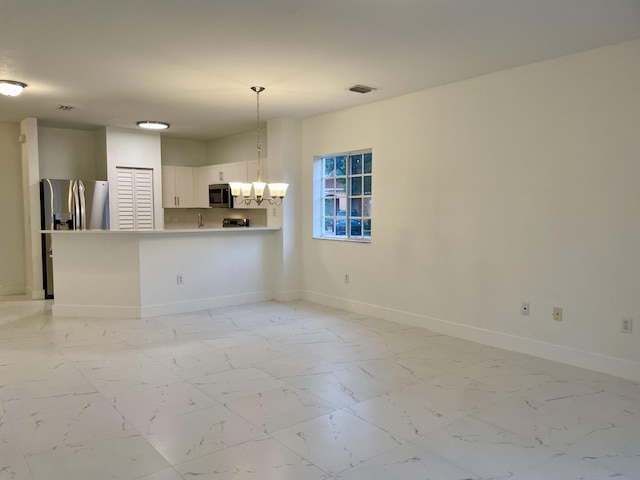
left=208, top=183, right=234, bottom=208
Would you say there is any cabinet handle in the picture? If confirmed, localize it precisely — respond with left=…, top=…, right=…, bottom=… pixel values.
left=177, top=196, right=180, bottom=206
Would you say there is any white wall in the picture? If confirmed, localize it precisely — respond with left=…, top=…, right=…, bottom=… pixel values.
left=161, top=133, right=259, bottom=167
left=207, top=130, right=266, bottom=169
left=0, top=123, right=26, bottom=295
left=300, top=39, right=640, bottom=381
left=138, top=231, right=275, bottom=316
left=38, top=126, right=99, bottom=180
left=161, top=137, right=207, bottom=166
left=163, top=207, right=267, bottom=229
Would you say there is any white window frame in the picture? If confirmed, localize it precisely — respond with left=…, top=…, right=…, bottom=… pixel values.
left=313, top=149, right=372, bottom=242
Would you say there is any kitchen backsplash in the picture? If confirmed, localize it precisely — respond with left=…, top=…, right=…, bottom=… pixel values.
left=164, top=208, right=267, bottom=229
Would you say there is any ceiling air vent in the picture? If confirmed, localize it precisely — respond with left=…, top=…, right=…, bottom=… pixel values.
left=57, top=105, right=75, bottom=111
left=349, top=85, right=376, bottom=94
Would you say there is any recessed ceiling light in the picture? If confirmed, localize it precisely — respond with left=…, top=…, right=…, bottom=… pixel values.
left=0, top=80, right=28, bottom=97
left=137, top=121, right=170, bottom=130
left=349, top=85, right=376, bottom=94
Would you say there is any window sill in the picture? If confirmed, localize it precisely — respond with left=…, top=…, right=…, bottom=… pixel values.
left=312, top=235, right=371, bottom=244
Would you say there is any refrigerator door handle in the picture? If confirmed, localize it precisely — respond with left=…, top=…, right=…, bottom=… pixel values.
left=44, top=179, right=55, bottom=230
left=78, top=180, right=86, bottom=230
left=72, top=180, right=84, bottom=230
left=71, top=180, right=79, bottom=230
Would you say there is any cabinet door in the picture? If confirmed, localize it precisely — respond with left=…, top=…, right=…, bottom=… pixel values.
left=233, top=160, right=269, bottom=210
left=162, top=166, right=177, bottom=208
left=247, top=160, right=260, bottom=183
left=231, top=162, right=248, bottom=183
left=174, top=166, right=194, bottom=208
left=194, top=166, right=215, bottom=208
left=117, top=167, right=154, bottom=229
left=216, top=163, right=233, bottom=183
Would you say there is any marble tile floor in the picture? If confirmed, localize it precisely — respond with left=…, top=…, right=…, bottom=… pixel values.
left=1, top=299, right=639, bottom=480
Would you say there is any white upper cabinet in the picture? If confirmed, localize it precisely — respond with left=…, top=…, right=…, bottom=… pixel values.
left=194, top=165, right=214, bottom=208
left=247, top=159, right=261, bottom=183
left=233, top=160, right=268, bottom=210
left=167, top=160, right=265, bottom=209
left=231, top=162, right=246, bottom=183
left=214, top=163, right=233, bottom=183
left=162, top=166, right=194, bottom=208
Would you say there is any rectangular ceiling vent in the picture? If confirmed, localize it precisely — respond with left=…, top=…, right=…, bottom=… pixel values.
left=349, top=85, right=376, bottom=94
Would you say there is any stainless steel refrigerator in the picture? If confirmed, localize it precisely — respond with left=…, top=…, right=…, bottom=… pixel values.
left=40, top=179, right=110, bottom=298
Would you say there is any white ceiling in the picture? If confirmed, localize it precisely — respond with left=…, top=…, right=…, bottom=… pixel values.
left=1, top=0, right=639, bottom=140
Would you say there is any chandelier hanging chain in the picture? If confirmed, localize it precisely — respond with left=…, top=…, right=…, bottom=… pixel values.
left=228, top=86, right=288, bottom=206
left=252, top=86, right=265, bottom=182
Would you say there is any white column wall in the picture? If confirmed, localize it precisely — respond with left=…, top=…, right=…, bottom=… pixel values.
left=20, top=118, right=44, bottom=299
left=267, top=118, right=303, bottom=301
left=0, top=122, right=26, bottom=296
left=300, top=39, right=640, bottom=381
left=105, top=127, right=164, bottom=230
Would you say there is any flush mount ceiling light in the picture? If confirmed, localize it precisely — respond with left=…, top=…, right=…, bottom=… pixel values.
left=0, top=80, right=28, bottom=97
left=229, top=86, right=289, bottom=206
left=136, top=121, right=170, bottom=130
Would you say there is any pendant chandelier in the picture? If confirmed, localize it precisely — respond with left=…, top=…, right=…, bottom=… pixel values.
left=229, top=87, right=288, bottom=206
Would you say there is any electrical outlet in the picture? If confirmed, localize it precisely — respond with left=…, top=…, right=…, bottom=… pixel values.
left=552, top=307, right=563, bottom=321
left=176, top=274, right=184, bottom=285
left=521, top=302, right=530, bottom=315
left=621, top=317, right=633, bottom=334
left=344, top=274, right=349, bottom=284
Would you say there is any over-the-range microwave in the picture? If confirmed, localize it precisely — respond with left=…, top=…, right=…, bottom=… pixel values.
left=208, top=183, right=234, bottom=208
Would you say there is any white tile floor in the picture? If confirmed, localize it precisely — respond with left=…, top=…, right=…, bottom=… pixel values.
left=1, top=299, right=639, bottom=479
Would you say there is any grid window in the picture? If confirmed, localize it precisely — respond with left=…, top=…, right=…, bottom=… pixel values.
left=315, top=149, right=371, bottom=241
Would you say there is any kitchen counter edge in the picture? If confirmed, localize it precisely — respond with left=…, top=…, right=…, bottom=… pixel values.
left=42, top=227, right=280, bottom=234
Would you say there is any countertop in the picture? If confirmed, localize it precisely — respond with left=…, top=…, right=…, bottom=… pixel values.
left=42, top=226, right=280, bottom=234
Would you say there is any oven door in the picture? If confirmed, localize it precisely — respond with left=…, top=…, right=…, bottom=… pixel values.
left=209, top=184, right=233, bottom=208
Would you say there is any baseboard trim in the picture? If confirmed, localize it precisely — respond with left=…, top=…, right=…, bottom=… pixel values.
left=0, top=285, right=27, bottom=296
left=29, top=288, right=46, bottom=300
left=272, top=289, right=303, bottom=303
left=303, top=290, right=640, bottom=383
left=141, top=291, right=272, bottom=317
left=52, top=304, right=142, bottom=319
left=52, top=291, right=273, bottom=319
left=0, top=298, right=50, bottom=325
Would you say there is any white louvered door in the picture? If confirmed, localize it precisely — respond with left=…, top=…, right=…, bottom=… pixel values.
left=116, top=167, right=154, bottom=230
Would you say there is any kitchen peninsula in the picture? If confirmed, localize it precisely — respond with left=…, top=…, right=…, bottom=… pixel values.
left=48, top=227, right=279, bottom=318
